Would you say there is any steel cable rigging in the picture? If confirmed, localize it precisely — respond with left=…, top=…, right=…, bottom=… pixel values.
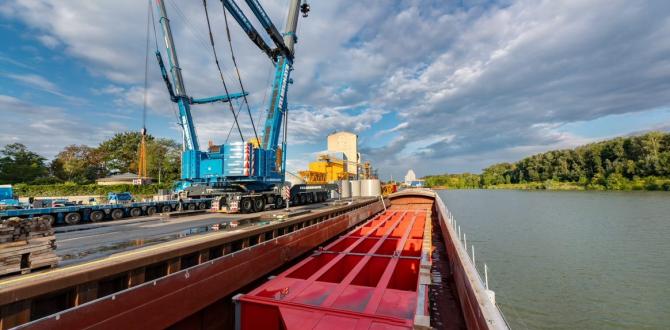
left=202, top=0, right=245, bottom=143
left=221, top=2, right=260, bottom=145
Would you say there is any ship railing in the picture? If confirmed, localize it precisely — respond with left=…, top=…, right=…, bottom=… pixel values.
left=435, top=194, right=513, bottom=329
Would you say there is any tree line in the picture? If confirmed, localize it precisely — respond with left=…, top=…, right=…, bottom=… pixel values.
left=0, top=132, right=182, bottom=185
left=424, top=131, right=670, bottom=190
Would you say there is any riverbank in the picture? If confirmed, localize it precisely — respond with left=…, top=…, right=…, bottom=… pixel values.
left=430, top=178, right=670, bottom=191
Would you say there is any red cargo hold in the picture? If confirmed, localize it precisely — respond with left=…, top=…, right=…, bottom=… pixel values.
left=236, top=210, right=428, bottom=329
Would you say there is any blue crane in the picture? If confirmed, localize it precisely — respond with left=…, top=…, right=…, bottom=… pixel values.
left=155, top=0, right=316, bottom=213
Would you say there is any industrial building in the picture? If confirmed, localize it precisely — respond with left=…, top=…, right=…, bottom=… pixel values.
left=299, top=131, right=364, bottom=183
left=404, top=169, right=424, bottom=187
left=327, top=131, right=359, bottom=175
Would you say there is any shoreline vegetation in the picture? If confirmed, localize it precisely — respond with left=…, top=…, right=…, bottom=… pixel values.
left=0, top=131, right=182, bottom=197
left=423, top=131, right=670, bottom=192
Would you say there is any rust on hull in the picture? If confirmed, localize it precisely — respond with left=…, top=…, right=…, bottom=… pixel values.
left=0, top=199, right=381, bottom=329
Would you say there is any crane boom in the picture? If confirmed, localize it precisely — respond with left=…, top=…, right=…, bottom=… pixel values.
left=221, top=0, right=275, bottom=60
left=243, top=0, right=292, bottom=59
left=157, top=0, right=199, bottom=152
left=260, top=0, right=302, bottom=150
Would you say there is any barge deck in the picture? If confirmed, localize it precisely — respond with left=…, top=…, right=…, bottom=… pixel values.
left=0, top=198, right=382, bottom=329
left=234, top=189, right=508, bottom=329
left=0, top=190, right=508, bottom=329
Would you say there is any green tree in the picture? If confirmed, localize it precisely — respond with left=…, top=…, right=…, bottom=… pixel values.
left=52, top=145, right=107, bottom=183
left=97, top=132, right=153, bottom=174
left=147, top=138, right=181, bottom=183
left=0, top=143, right=49, bottom=183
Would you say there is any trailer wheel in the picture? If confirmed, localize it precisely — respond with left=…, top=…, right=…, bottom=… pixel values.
left=198, top=202, right=207, bottom=210
left=161, top=205, right=172, bottom=213
left=146, top=207, right=157, bottom=216
left=111, top=209, right=124, bottom=220
left=275, top=196, right=284, bottom=209
left=90, top=211, right=104, bottom=222
left=240, top=198, right=254, bottom=213
left=130, top=208, right=142, bottom=217
left=40, top=214, right=55, bottom=226
left=64, top=212, right=81, bottom=225
left=187, top=203, right=196, bottom=211
left=253, top=197, right=266, bottom=212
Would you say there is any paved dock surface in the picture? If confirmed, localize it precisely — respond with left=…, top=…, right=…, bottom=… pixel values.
left=56, top=202, right=335, bottom=266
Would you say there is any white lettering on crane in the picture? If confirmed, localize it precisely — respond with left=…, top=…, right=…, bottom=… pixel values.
left=277, top=63, right=290, bottom=115
left=182, top=115, right=192, bottom=148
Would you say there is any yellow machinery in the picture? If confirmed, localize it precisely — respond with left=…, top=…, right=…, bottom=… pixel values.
left=299, top=154, right=354, bottom=184
left=381, top=182, right=398, bottom=196
left=137, top=127, right=148, bottom=180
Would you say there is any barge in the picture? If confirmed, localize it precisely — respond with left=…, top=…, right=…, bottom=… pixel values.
left=235, top=189, right=508, bottom=329
left=0, top=190, right=507, bottom=329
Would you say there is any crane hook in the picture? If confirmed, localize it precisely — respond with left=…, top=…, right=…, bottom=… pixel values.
left=300, top=2, right=310, bottom=18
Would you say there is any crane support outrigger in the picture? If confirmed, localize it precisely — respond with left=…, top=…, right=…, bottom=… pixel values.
left=155, top=0, right=330, bottom=213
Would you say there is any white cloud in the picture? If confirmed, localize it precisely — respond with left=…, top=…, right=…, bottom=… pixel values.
left=2, top=0, right=670, bottom=179
left=4, top=73, right=86, bottom=104
left=0, top=95, right=126, bottom=157
left=36, top=34, right=59, bottom=48
left=6, top=73, right=58, bottom=93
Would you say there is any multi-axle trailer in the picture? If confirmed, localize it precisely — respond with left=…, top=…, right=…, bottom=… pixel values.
left=0, top=198, right=212, bottom=226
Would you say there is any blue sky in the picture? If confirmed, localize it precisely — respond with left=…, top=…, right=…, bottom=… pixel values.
left=1, top=0, right=669, bottom=180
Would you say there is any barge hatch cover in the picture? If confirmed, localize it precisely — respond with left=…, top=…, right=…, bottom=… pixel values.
left=236, top=209, right=433, bottom=329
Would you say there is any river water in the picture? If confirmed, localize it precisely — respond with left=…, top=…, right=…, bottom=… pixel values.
left=437, top=189, right=669, bottom=329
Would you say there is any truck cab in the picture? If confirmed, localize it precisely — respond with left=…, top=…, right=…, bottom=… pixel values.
left=108, top=192, right=133, bottom=205
left=0, top=184, right=21, bottom=210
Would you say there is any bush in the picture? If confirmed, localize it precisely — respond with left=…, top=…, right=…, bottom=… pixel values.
left=14, top=183, right=173, bottom=197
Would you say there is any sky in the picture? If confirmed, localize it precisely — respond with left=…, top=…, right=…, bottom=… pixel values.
left=0, top=0, right=669, bottom=180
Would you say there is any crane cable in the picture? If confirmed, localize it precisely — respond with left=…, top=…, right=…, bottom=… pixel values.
left=139, top=0, right=156, bottom=179
left=224, top=99, right=243, bottom=143
left=221, top=3, right=260, bottom=146
left=142, top=0, right=152, bottom=132
left=202, top=0, right=245, bottom=143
